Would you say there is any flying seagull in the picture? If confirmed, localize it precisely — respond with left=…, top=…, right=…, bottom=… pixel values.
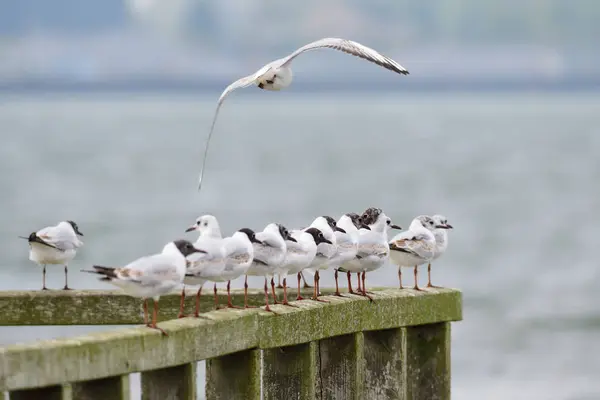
left=197, top=37, right=410, bottom=191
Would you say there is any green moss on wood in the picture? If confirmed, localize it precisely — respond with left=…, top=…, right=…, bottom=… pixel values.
left=263, top=342, right=317, bottom=400
left=363, top=328, right=405, bottom=400
left=0, top=288, right=461, bottom=392
left=206, top=349, right=261, bottom=400
left=404, top=323, right=451, bottom=400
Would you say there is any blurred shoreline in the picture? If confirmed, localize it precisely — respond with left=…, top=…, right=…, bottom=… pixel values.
left=2, top=78, right=600, bottom=94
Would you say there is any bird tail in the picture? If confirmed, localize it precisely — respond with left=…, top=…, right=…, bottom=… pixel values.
left=81, top=265, right=118, bottom=281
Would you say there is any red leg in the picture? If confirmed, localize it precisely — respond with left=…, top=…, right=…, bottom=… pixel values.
left=244, top=275, right=256, bottom=309
left=426, top=263, right=441, bottom=288
left=312, top=271, right=329, bottom=303
left=270, top=277, right=279, bottom=304
left=296, top=272, right=304, bottom=300
left=263, top=277, right=275, bottom=312
left=334, top=269, right=343, bottom=296
left=413, top=265, right=423, bottom=291
left=398, top=267, right=404, bottom=289
left=178, top=287, right=187, bottom=318
left=347, top=271, right=356, bottom=294
left=227, top=280, right=242, bottom=309
left=277, top=275, right=284, bottom=288
left=361, top=272, right=373, bottom=301
left=281, top=277, right=297, bottom=306
left=150, top=300, right=167, bottom=336
left=194, top=286, right=203, bottom=317
left=356, top=272, right=362, bottom=293
left=143, top=299, right=149, bottom=326
left=214, top=283, right=224, bottom=309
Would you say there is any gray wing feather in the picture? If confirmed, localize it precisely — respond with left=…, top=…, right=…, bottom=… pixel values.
left=280, top=38, right=409, bottom=75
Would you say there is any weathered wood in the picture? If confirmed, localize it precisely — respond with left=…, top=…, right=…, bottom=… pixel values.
left=10, top=385, right=64, bottom=400
left=141, top=363, right=196, bottom=400
left=71, top=375, right=130, bottom=400
left=0, top=289, right=462, bottom=393
left=404, top=323, right=451, bottom=400
left=263, top=342, right=317, bottom=400
left=258, top=289, right=461, bottom=348
left=206, top=349, right=261, bottom=400
left=363, top=328, right=405, bottom=400
left=0, top=310, right=257, bottom=392
left=0, top=288, right=304, bottom=326
left=316, top=333, right=364, bottom=400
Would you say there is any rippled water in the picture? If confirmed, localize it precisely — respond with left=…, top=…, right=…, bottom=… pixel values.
left=1, top=92, right=598, bottom=399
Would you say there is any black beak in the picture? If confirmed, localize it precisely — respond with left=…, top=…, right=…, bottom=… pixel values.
left=445, top=224, right=454, bottom=229
left=321, top=238, right=332, bottom=245
left=185, top=226, right=196, bottom=233
left=75, top=229, right=84, bottom=237
left=334, top=226, right=346, bottom=233
left=193, top=248, right=208, bottom=254
left=390, top=224, right=402, bottom=230
left=287, top=236, right=298, bottom=243
left=250, top=236, right=263, bottom=244
left=361, top=224, right=371, bottom=230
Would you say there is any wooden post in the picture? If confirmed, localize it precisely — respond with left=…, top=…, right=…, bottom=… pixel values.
left=363, top=328, right=405, bottom=400
left=263, top=342, right=317, bottom=400
left=404, top=323, right=451, bottom=400
left=205, top=349, right=261, bottom=400
left=140, top=363, right=196, bottom=400
left=71, top=375, right=130, bottom=400
left=10, top=385, right=64, bottom=400
left=315, top=333, right=364, bottom=400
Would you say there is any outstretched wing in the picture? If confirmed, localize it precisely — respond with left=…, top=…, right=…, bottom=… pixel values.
left=279, top=37, right=409, bottom=75
left=197, top=65, right=273, bottom=192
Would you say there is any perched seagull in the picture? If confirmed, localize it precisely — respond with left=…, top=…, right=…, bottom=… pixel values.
left=427, top=215, right=453, bottom=288
left=19, top=220, right=84, bottom=290
left=83, top=240, right=205, bottom=335
left=330, top=213, right=361, bottom=296
left=245, top=223, right=292, bottom=311
left=339, top=207, right=402, bottom=299
left=182, top=215, right=227, bottom=316
left=279, top=227, right=329, bottom=304
left=388, top=215, right=437, bottom=291
left=197, top=37, right=410, bottom=191
left=221, top=228, right=263, bottom=306
left=303, top=216, right=341, bottom=302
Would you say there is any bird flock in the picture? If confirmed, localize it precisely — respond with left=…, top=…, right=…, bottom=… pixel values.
left=19, top=37, right=454, bottom=336
left=22, top=208, right=452, bottom=335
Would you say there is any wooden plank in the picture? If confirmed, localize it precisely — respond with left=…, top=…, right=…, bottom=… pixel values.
left=71, top=375, right=130, bottom=400
left=10, top=385, right=64, bottom=400
left=363, top=328, right=405, bottom=400
left=263, top=342, right=316, bottom=400
left=141, top=363, right=196, bottom=400
left=0, top=289, right=461, bottom=392
left=404, top=323, right=451, bottom=400
left=205, top=349, right=261, bottom=400
left=316, top=333, right=364, bottom=400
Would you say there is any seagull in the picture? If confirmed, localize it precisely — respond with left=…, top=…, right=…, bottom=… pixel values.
left=245, top=223, right=292, bottom=311
left=339, top=207, right=402, bottom=299
left=330, top=213, right=361, bottom=296
left=197, top=37, right=410, bottom=191
left=182, top=215, right=227, bottom=316
left=303, top=216, right=341, bottom=302
left=19, top=220, right=84, bottom=290
left=82, top=240, right=205, bottom=335
left=279, top=227, right=330, bottom=304
left=427, top=215, right=453, bottom=288
left=221, top=228, right=263, bottom=307
left=388, top=215, right=437, bottom=291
